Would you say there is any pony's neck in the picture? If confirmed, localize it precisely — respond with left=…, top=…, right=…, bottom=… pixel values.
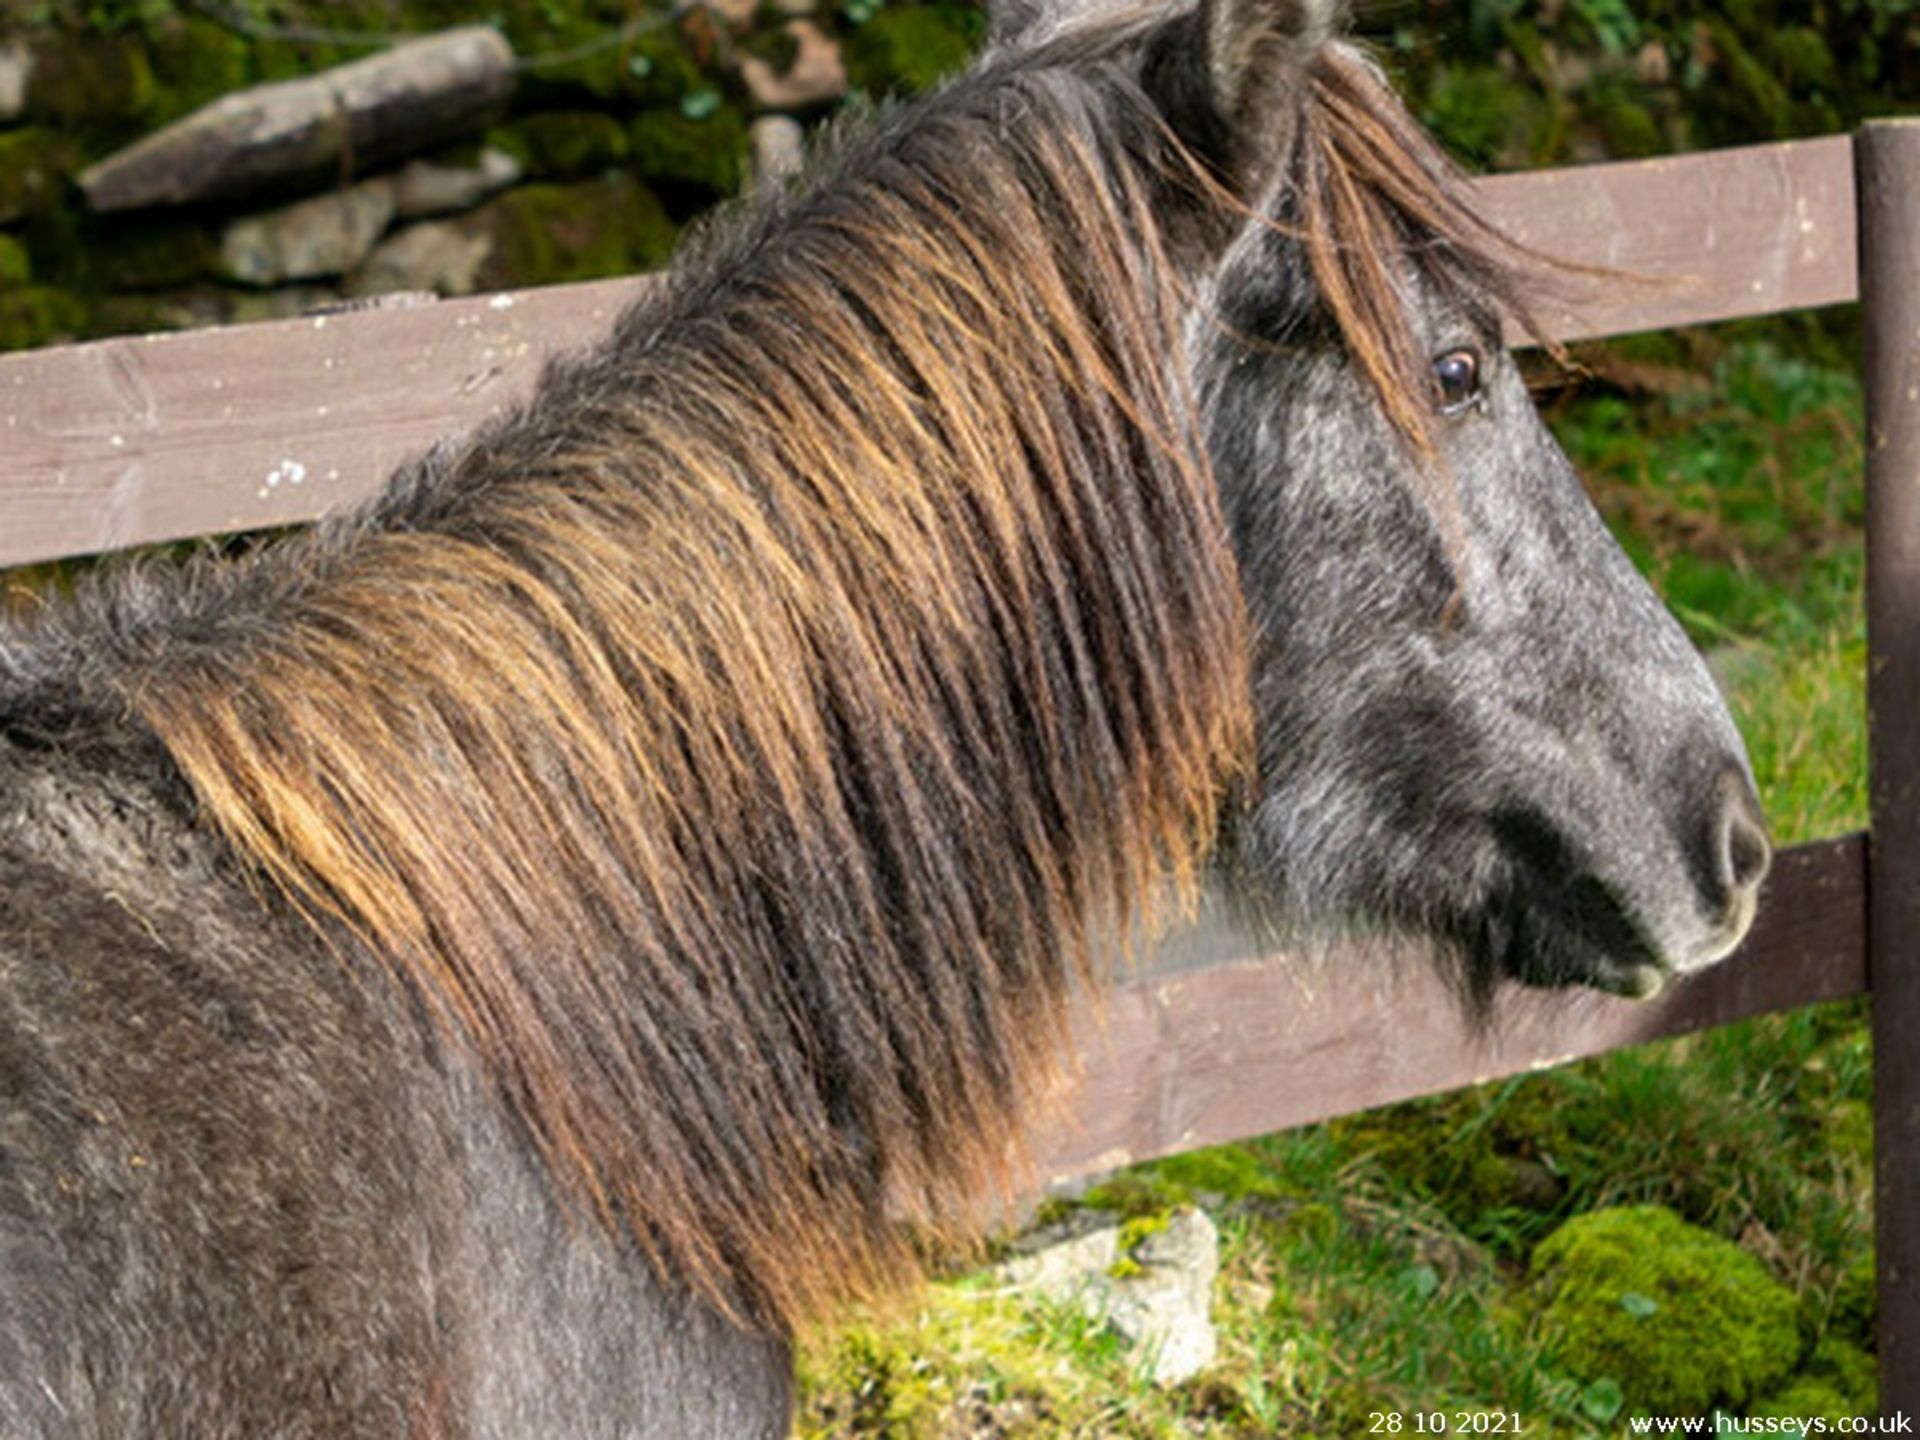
left=84, top=59, right=1250, bottom=1331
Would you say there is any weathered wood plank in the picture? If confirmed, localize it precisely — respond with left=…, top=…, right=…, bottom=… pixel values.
left=1859, top=118, right=1920, bottom=1422
left=1480, top=133, right=1857, bottom=342
left=1040, top=832, right=1867, bottom=1184
left=0, top=281, right=638, bottom=566
left=0, top=136, right=1859, bottom=568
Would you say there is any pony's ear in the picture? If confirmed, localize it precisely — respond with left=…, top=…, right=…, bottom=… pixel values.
left=1144, top=0, right=1340, bottom=189
left=1207, top=0, right=1340, bottom=139
left=986, top=0, right=1048, bottom=47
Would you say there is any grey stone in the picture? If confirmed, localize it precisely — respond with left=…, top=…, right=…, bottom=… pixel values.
left=738, top=22, right=846, bottom=111
left=996, top=1208, right=1219, bottom=1385
left=389, top=146, right=523, bottom=221
left=749, top=116, right=805, bottom=191
left=80, top=27, right=514, bottom=213
left=219, top=180, right=397, bottom=287
left=0, top=39, right=30, bottom=124
left=348, top=221, right=492, bottom=298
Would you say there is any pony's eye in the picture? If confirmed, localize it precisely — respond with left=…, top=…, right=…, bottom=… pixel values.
left=1433, top=348, right=1483, bottom=415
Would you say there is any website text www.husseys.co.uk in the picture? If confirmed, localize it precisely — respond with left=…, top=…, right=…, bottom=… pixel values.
left=1627, top=1415, right=1911, bottom=1435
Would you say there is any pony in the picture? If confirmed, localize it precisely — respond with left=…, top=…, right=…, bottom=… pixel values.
left=0, top=0, right=1767, bottom=1433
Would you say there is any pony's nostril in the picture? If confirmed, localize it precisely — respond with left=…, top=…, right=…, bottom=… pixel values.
left=1724, top=805, right=1771, bottom=893
left=1716, top=779, right=1772, bottom=900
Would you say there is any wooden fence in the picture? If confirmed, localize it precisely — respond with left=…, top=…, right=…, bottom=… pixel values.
left=2, top=122, right=1914, bottom=1413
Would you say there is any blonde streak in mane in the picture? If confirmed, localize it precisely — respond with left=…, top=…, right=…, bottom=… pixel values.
left=820, top=279, right=1126, bottom=970
left=717, top=256, right=1109, bottom=1138
left=618, top=397, right=1036, bottom=1175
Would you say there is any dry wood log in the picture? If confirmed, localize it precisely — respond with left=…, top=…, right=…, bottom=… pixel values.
left=78, top=26, right=516, bottom=214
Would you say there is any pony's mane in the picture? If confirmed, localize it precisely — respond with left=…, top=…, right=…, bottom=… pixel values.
left=94, top=54, right=1252, bottom=1330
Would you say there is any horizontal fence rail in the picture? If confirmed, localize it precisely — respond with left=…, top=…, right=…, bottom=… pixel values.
left=0, top=134, right=1875, bottom=1200
left=0, top=136, right=1859, bottom=571
left=1045, top=833, right=1866, bottom=1183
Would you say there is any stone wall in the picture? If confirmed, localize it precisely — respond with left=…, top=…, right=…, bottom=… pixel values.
left=0, top=0, right=983, bottom=352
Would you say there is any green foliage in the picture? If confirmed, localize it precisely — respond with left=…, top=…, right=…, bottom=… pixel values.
left=1750, top=1337, right=1878, bottom=1419
left=472, top=173, right=678, bottom=288
left=1420, top=64, right=1549, bottom=168
left=1328, top=1081, right=1573, bottom=1253
left=85, top=213, right=218, bottom=289
left=1374, top=0, right=1919, bottom=171
left=0, top=282, right=87, bottom=351
left=627, top=103, right=747, bottom=194
left=1558, top=340, right=1863, bottom=645
left=513, top=7, right=708, bottom=107
left=843, top=3, right=982, bottom=96
left=0, top=233, right=31, bottom=286
left=1830, top=1247, right=1877, bottom=1341
left=0, top=129, right=76, bottom=226
left=142, top=14, right=252, bottom=121
left=1525, top=1205, right=1802, bottom=1413
left=489, top=111, right=630, bottom=180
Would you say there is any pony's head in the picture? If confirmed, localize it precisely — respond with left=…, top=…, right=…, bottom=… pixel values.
left=1004, top=0, right=1769, bottom=999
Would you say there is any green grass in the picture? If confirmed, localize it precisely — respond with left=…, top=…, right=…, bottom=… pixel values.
left=793, top=327, right=1875, bottom=1435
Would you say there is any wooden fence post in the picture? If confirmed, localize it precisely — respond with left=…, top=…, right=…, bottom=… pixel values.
left=1861, top=117, right=1920, bottom=1420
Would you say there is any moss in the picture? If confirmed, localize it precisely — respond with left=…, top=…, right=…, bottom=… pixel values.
left=24, top=30, right=156, bottom=126
left=1704, top=19, right=1794, bottom=139
left=1749, top=1378, right=1859, bottom=1425
left=1768, top=26, right=1837, bottom=92
left=490, top=111, right=629, bottom=180
left=1101, top=1207, right=1180, bottom=1280
left=800, top=1324, right=943, bottom=1435
left=249, top=35, right=357, bottom=87
left=1750, top=1336, right=1876, bottom=1424
left=1830, top=1247, right=1876, bottom=1342
left=843, top=3, right=983, bottom=96
left=1525, top=1205, right=1801, bottom=1414
left=1419, top=64, right=1546, bottom=169
left=0, top=283, right=88, bottom=353
left=143, top=13, right=251, bottom=122
left=518, top=12, right=710, bottom=108
left=0, top=129, right=75, bottom=225
left=1142, top=1144, right=1294, bottom=1207
left=1078, top=1170, right=1185, bottom=1220
left=88, top=214, right=217, bottom=289
left=1590, top=88, right=1664, bottom=158
left=1757, top=1335, right=1876, bottom=1417
left=1114, top=1209, right=1170, bottom=1256
left=0, top=233, right=31, bottom=286
left=628, top=104, right=749, bottom=195
left=471, top=173, right=677, bottom=290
